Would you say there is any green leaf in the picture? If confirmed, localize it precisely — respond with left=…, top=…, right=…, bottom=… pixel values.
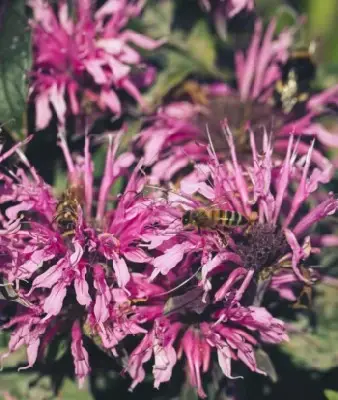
left=53, top=164, right=68, bottom=196
left=325, top=390, right=338, bottom=400
left=0, top=374, right=93, bottom=400
left=0, top=0, right=31, bottom=139
left=141, top=0, right=174, bottom=38
left=185, top=20, right=216, bottom=70
left=308, top=0, right=338, bottom=63
left=144, top=49, right=196, bottom=108
left=93, top=145, right=107, bottom=179
left=255, top=348, right=278, bottom=383
left=56, top=379, right=93, bottom=400
left=144, top=18, right=229, bottom=108
left=281, top=283, right=338, bottom=370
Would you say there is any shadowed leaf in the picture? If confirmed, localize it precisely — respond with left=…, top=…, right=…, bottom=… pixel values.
left=281, top=283, right=338, bottom=370
left=255, top=348, right=278, bottom=383
left=325, top=390, right=338, bottom=400
left=0, top=0, right=31, bottom=139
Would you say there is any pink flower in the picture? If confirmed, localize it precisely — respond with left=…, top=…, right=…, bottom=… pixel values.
left=137, top=19, right=336, bottom=183
left=120, top=124, right=335, bottom=393
left=122, top=277, right=287, bottom=397
left=71, top=320, right=90, bottom=388
left=133, top=101, right=214, bottom=183
left=0, top=314, right=48, bottom=371
left=232, top=18, right=338, bottom=152
left=146, top=125, right=336, bottom=306
left=0, top=131, right=156, bottom=379
left=28, top=0, right=164, bottom=130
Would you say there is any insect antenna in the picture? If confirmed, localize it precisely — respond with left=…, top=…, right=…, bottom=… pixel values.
left=151, top=266, right=202, bottom=299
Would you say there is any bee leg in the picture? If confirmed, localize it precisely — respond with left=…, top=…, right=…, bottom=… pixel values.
left=216, top=229, right=229, bottom=248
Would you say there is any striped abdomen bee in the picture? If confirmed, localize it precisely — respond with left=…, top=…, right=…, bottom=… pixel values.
left=274, top=45, right=316, bottom=114
left=182, top=208, right=256, bottom=231
left=53, top=185, right=84, bottom=239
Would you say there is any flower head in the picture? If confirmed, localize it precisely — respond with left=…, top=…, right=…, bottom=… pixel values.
left=136, top=18, right=337, bottom=186
left=133, top=101, right=209, bottom=183
left=0, top=131, right=155, bottom=386
left=232, top=18, right=338, bottom=150
left=29, top=0, right=164, bottom=130
left=146, top=123, right=336, bottom=304
left=120, top=274, right=287, bottom=398
left=108, top=122, right=338, bottom=396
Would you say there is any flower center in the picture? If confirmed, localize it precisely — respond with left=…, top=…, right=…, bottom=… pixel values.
left=236, top=223, right=288, bottom=273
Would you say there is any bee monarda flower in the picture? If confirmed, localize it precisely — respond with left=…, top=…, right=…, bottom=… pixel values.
left=135, top=18, right=338, bottom=188
left=122, top=274, right=287, bottom=398
left=120, top=123, right=337, bottom=395
left=0, top=132, right=157, bottom=386
left=29, top=0, right=163, bottom=130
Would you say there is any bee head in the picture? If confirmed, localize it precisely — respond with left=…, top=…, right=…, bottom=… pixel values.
left=182, top=212, right=190, bottom=226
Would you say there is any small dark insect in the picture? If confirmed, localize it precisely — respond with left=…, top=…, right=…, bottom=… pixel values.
left=174, top=80, right=209, bottom=106
left=274, top=45, right=316, bottom=114
left=292, top=265, right=314, bottom=309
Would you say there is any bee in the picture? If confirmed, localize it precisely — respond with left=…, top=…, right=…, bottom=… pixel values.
left=274, top=43, right=316, bottom=114
left=292, top=265, right=314, bottom=309
left=182, top=208, right=256, bottom=232
left=173, top=80, right=209, bottom=106
left=53, top=185, right=84, bottom=240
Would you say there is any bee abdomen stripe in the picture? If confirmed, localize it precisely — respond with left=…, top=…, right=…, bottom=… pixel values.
left=212, top=209, right=220, bottom=223
left=219, top=209, right=226, bottom=222
left=231, top=212, right=237, bottom=225
left=221, top=210, right=230, bottom=225
left=237, top=213, right=243, bottom=225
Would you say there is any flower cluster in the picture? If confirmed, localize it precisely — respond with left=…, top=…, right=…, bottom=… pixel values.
left=0, top=0, right=338, bottom=398
left=0, top=132, right=153, bottom=381
left=0, top=123, right=336, bottom=396
left=29, top=0, right=163, bottom=130
left=135, top=19, right=337, bottom=183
